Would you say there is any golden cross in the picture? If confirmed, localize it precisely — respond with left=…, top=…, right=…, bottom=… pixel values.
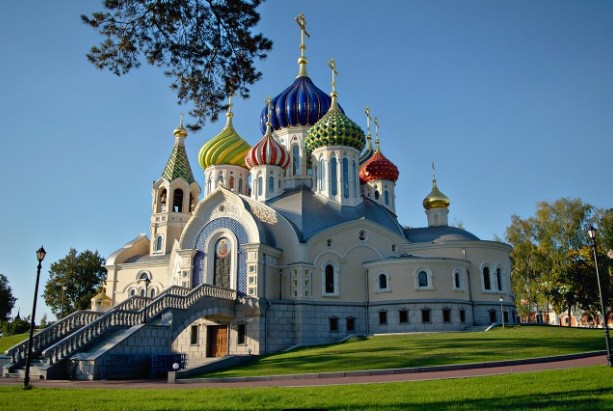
left=265, top=96, right=272, bottom=122
left=328, top=58, right=338, bottom=94
left=295, top=13, right=310, bottom=56
left=374, top=116, right=379, bottom=138
left=432, top=162, right=436, bottom=180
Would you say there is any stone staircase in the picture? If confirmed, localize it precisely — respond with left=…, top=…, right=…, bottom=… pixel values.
left=3, top=283, right=237, bottom=380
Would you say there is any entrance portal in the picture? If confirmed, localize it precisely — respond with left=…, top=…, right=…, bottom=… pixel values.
left=207, top=325, right=228, bottom=357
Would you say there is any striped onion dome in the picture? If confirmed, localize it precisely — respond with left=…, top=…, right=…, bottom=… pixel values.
left=245, top=121, right=290, bottom=169
left=258, top=75, right=344, bottom=134
left=359, top=141, right=399, bottom=183
left=198, top=109, right=251, bottom=170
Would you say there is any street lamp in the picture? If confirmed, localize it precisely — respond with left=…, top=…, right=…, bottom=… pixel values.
left=61, top=285, right=67, bottom=318
left=141, top=275, right=151, bottom=324
left=499, top=296, right=505, bottom=328
left=24, top=246, right=46, bottom=389
left=587, top=225, right=612, bottom=367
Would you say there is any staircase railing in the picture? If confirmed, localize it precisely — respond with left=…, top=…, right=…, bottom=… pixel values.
left=41, top=284, right=236, bottom=365
left=3, top=310, right=103, bottom=366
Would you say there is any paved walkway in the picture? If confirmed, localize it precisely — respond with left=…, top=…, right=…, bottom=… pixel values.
left=0, top=354, right=607, bottom=390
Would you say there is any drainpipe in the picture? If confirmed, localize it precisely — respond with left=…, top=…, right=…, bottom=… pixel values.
left=463, top=248, right=476, bottom=326
left=365, top=268, right=370, bottom=335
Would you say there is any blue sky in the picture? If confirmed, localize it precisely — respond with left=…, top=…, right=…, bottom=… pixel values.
left=1, top=0, right=612, bottom=322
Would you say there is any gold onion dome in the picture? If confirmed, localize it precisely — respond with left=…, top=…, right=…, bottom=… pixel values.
left=173, top=118, right=188, bottom=138
left=198, top=100, right=251, bottom=170
left=423, top=178, right=450, bottom=210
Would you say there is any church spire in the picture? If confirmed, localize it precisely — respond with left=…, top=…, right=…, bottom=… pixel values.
left=162, top=114, right=196, bottom=184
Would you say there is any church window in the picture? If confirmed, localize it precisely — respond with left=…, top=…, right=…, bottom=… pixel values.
left=140, top=289, right=146, bottom=297
left=483, top=266, right=491, bottom=290
left=358, top=230, right=366, bottom=241
left=207, top=178, right=212, bottom=194
left=213, top=237, right=232, bottom=289
left=377, top=273, right=388, bottom=291
left=342, top=158, right=349, bottom=199
left=268, top=176, right=274, bottom=193
left=443, top=308, right=451, bottom=323
left=217, top=174, right=224, bottom=187
left=330, top=157, right=338, bottom=196
left=229, top=176, right=235, bottom=190
left=399, top=309, right=409, bottom=324
left=453, top=270, right=463, bottom=290
left=329, top=317, right=339, bottom=332
left=379, top=311, right=388, bottom=325
left=150, top=288, right=156, bottom=298
left=324, top=264, right=336, bottom=295
left=190, top=325, right=198, bottom=345
left=129, top=289, right=136, bottom=297
left=421, top=309, right=431, bottom=323
left=172, top=189, right=183, bottom=212
left=496, top=267, right=503, bottom=291
left=257, top=173, right=263, bottom=197
left=158, top=189, right=167, bottom=212
left=374, top=190, right=380, bottom=200
left=238, top=178, right=243, bottom=194
left=384, top=190, right=389, bottom=205
left=418, top=271, right=428, bottom=288
left=237, top=324, right=246, bottom=344
left=154, top=235, right=163, bottom=252
left=459, top=309, right=466, bottom=323
left=292, top=145, right=300, bottom=176
left=346, top=317, right=355, bottom=333
left=321, top=160, right=326, bottom=192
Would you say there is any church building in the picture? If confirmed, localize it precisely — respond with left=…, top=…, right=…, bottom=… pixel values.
left=102, top=15, right=515, bottom=362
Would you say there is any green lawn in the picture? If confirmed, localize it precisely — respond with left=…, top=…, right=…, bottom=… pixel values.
left=200, top=325, right=608, bottom=378
left=0, top=366, right=611, bottom=410
left=0, top=333, right=28, bottom=353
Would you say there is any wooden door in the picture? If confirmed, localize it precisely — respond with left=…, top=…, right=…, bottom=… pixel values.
left=207, top=325, right=228, bottom=357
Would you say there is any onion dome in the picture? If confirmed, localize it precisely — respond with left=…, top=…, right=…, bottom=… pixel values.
left=198, top=98, right=251, bottom=169
left=246, top=100, right=291, bottom=169
left=304, top=59, right=365, bottom=152
left=359, top=140, right=399, bottom=183
left=423, top=166, right=450, bottom=210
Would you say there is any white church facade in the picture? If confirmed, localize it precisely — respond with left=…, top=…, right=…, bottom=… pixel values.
left=100, top=16, right=515, bottom=362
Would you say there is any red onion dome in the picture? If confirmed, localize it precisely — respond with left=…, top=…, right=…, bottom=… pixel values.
left=359, top=149, right=399, bottom=184
left=245, top=130, right=290, bottom=169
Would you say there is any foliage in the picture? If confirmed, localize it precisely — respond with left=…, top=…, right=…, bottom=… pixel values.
left=505, top=198, right=612, bottom=319
left=82, top=0, right=273, bottom=130
left=43, top=248, right=107, bottom=318
left=1, top=366, right=612, bottom=410
left=0, top=274, right=17, bottom=321
left=1, top=316, right=30, bottom=336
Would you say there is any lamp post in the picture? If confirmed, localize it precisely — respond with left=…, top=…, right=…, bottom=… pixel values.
left=61, top=285, right=67, bottom=318
left=141, top=276, right=151, bottom=324
left=24, top=246, right=46, bottom=389
left=587, top=225, right=612, bottom=367
left=499, top=296, right=505, bottom=328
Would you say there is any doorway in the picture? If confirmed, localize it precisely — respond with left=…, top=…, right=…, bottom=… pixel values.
left=207, top=325, right=228, bottom=357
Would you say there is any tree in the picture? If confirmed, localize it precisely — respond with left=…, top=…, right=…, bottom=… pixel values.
left=505, top=198, right=601, bottom=321
left=82, top=0, right=273, bottom=130
left=43, top=248, right=107, bottom=318
left=0, top=273, right=17, bottom=322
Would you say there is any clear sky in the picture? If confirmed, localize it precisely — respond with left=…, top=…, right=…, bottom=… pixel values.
left=1, top=0, right=612, bottom=322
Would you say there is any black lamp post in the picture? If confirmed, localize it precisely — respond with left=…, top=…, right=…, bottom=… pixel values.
left=141, top=276, right=151, bottom=324
left=24, top=246, right=46, bottom=389
left=586, top=225, right=612, bottom=367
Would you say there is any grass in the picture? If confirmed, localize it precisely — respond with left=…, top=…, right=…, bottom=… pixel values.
left=199, top=325, right=608, bottom=378
left=0, top=333, right=29, bottom=353
left=0, top=365, right=611, bottom=410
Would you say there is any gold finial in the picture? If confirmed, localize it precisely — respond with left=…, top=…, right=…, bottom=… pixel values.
left=264, top=96, right=274, bottom=135
left=295, top=13, right=310, bottom=77
left=224, top=93, right=234, bottom=128
left=364, top=106, right=372, bottom=135
left=328, top=58, right=339, bottom=108
left=173, top=112, right=188, bottom=138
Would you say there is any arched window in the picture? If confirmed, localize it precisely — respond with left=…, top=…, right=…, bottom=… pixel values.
left=238, top=178, right=243, bottom=194
left=483, top=266, right=491, bottom=290
left=130, top=289, right=136, bottom=297
left=374, top=190, right=380, bottom=200
left=378, top=273, right=388, bottom=290
left=292, top=145, right=300, bottom=176
left=257, top=173, right=263, bottom=197
left=384, top=190, right=389, bottom=205
left=321, top=160, right=326, bottom=192
left=454, top=272, right=461, bottom=289
left=418, top=271, right=428, bottom=288
left=324, top=264, right=336, bottom=295
left=217, top=174, right=224, bottom=187
left=157, top=189, right=167, bottom=212
left=213, top=237, right=232, bottom=288
left=229, top=176, right=235, bottom=190
left=330, top=157, right=338, bottom=196
left=342, top=158, right=349, bottom=199
left=496, top=267, right=503, bottom=291
left=268, top=176, right=274, bottom=193
left=172, top=189, right=183, bottom=212
left=150, top=288, right=157, bottom=298
left=154, top=235, right=163, bottom=252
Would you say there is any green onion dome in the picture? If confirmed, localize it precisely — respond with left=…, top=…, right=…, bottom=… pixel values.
left=304, top=106, right=366, bottom=152
left=198, top=111, right=251, bottom=170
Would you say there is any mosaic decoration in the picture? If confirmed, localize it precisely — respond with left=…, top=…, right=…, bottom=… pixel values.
left=192, top=217, right=249, bottom=293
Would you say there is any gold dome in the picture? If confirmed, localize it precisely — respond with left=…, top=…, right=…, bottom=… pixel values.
left=423, top=178, right=450, bottom=210
left=173, top=114, right=188, bottom=138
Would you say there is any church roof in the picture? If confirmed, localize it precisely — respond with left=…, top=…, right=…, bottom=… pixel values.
left=404, top=226, right=479, bottom=243
left=266, top=187, right=404, bottom=242
left=162, top=142, right=196, bottom=184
